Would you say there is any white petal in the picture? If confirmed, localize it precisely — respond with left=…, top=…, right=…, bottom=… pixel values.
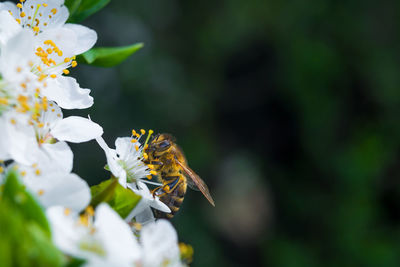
left=0, top=117, right=10, bottom=160
left=26, top=172, right=90, bottom=212
left=64, top=23, right=97, bottom=54
left=43, top=77, right=93, bottom=109
left=134, top=207, right=156, bottom=225
left=6, top=114, right=38, bottom=166
left=141, top=220, right=181, bottom=267
left=96, top=137, right=127, bottom=187
left=40, top=141, right=73, bottom=173
left=0, top=10, right=20, bottom=45
left=130, top=182, right=171, bottom=213
left=47, top=206, right=83, bottom=256
left=51, top=116, right=103, bottom=143
left=115, top=137, right=132, bottom=160
left=0, top=29, right=35, bottom=82
left=95, top=204, right=141, bottom=263
left=0, top=2, right=19, bottom=15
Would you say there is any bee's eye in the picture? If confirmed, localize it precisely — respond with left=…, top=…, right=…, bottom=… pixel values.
left=158, top=140, right=170, bottom=149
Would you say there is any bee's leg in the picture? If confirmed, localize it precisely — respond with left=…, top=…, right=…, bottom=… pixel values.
left=151, top=186, right=164, bottom=197
left=151, top=176, right=180, bottom=196
left=150, top=160, right=163, bottom=165
left=143, top=160, right=163, bottom=166
left=162, top=176, right=181, bottom=193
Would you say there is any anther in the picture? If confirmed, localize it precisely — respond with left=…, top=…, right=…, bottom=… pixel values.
left=64, top=208, right=71, bottom=216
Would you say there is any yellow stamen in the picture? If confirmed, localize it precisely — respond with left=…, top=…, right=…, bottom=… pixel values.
left=146, top=175, right=152, bottom=180
left=35, top=169, right=41, bottom=175
left=140, top=129, right=146, bottom=135
left=20, top=11, right=26, bottom=17
left=131, top=139, right=137, bottom=143
left=71, top=61, right=77, bottom=67
left=150, top=170, right=157, bottom=176
left=64, top=208, right=71, bottom=216
left=0, top=98, right=9, bottom=105
left=63, top=69, right=70, bottom=75
left=16, top=3, right=23, bottom=9
left=0, top=167, right=3, bottom=173
left=38, top=189, right=44, bottom=195
left=50, top=74, right=57, bottom=78
left=85, top=206, right=95, bottom=216
left=79, top=215, right=89, bottom=226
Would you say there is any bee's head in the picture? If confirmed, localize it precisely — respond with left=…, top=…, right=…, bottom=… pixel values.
left=148, top=133, right=175, bottom=153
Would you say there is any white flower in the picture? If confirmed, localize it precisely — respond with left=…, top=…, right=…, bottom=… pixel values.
left=140, top=220, right=183, bottom=267
left=33, top=26, right=97, bottom=109
left=1, top=100, right=102, bottom=169
left=0, top=0, right=69, bottom=34
left=0, top=5, right=97, bottom=110
left=96, top=133, right=152, bottom=188
left=35, top=101, right=103, bottom=144
left=47, top=203, right=141, bottom=267
left=125, top=181, right=170, bottom=224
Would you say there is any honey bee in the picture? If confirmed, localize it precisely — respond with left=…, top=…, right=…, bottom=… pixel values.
left=144, top=133, right=215, bottom=219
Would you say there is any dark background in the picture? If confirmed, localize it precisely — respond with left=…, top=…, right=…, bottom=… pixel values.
left=68, top=0, right=400, bottom=266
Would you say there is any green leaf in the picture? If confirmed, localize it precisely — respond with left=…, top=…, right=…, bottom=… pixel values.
left=0, top=173, right=64, bottom=267
left=90, top=178, right=119, bottom=207
left=64, top=0, right=82, bottom=18
left=90, top=178, right=141, bottom=218
left=66, top=0, right=110, bottom=23
left=2, top=171, right=50, bottom=235
left=65, top=257, right=86, bottom=267
left=77, top=43, right=144, bottom=67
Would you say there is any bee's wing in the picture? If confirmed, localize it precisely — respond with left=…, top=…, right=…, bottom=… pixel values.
left=175, top=160, right=215, bottom=207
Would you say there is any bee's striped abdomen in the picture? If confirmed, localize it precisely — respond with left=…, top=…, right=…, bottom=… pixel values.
left=154, top=176, right=187, bottom=219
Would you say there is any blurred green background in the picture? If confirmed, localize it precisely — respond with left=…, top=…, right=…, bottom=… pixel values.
left=67, top=0, right=400, bottom=266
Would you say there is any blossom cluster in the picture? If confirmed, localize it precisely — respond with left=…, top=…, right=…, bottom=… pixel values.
left=0, top=0, right=187, bottom=266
